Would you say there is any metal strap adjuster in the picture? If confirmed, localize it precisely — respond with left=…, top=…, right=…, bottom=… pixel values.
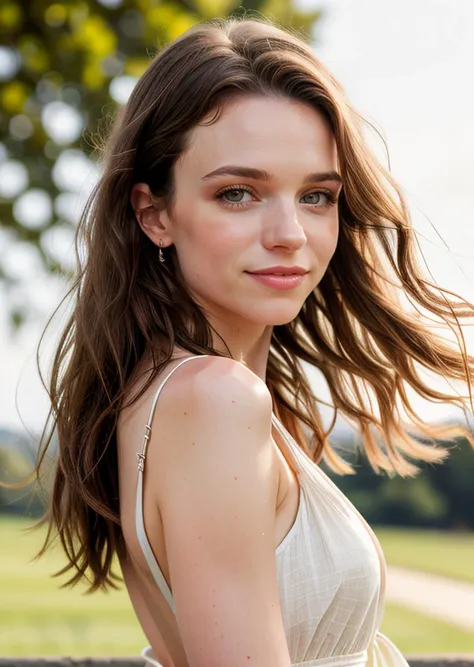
left=136, top=452, right=146, bottom=472
left=137, top=425, right=152, bottom=472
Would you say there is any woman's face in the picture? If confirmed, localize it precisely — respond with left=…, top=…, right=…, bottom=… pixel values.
left=161, top=94, right=341, bottom=328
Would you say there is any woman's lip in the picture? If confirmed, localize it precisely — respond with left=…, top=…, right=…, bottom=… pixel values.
left=246, top=269, right=309, bottom=275
left=245, top=272, right=307, bottom=290
left=248, top=266, right=308, bottom=275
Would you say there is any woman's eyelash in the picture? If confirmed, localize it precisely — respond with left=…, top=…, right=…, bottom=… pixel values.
left=214, top=185, right=338, bottom=208
left=214, top=185, right=253, bottom=207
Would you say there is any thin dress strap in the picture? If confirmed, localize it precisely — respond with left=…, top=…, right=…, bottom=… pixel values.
left=135, top=355, right=209, bottom=613
left=270, top=413, right=306, bottom=478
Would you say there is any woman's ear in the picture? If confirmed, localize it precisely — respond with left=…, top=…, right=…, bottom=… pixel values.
left=131, top=183, right=172, bottom=247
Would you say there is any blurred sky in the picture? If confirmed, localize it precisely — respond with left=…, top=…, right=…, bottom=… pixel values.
left=1, top=0, right=474, bottom=434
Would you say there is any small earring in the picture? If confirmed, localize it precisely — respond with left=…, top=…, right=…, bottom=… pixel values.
left=158, top=239, right=165, bottom=264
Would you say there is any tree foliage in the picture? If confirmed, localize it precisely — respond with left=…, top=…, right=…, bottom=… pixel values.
left=0, top=0, right=321, bottom=326
left=326, top=430, right=474, bottom=529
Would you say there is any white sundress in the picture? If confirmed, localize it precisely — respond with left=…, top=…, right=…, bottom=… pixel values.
left=134, top=355, right=410, bottom=667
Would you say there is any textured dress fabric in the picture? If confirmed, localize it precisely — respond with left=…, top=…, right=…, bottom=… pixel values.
left=134, top=355, right=410, bottom=667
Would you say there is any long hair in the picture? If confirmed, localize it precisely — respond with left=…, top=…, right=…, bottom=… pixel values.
left=32, top=16, right=474, bottom=590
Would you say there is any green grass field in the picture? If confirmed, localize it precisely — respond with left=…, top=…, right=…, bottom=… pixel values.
left=374, top=527, right=474, bottom=584
left=381, top=605, right=474, bottom=654
left=1, top=517, right=473, bottom=656
left=0, top=516, right=147, bottom=655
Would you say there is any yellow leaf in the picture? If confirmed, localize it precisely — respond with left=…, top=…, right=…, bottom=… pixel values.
left=44, top=3, right=67, bottom=28
left=124, top=57, right=150, bottom=78
left=73, top=15, right=117, bottom=57
left=18, top=36, right=51, bottom=74
left=69, top=1, right=90, bottom=29
left=167, top=14, right=198, bottom=41
left=147, top=4, right=179, bottom=31
left=259, top=0, right=320, bottom=33
left=193, top=0, right=239, bottom=20
left=2, top=81, right=28, bottom=114
left=135, top=0, right=153, bottom=12
left=0, top=2, right=23, bottom=30
left=83, top=61, right=105, bottom=90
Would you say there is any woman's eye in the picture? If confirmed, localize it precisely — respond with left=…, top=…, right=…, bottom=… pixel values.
left=301, top=191, right=333, bottom=207
left=219, top=188, right=252, bottom=204
left=216, top=187, right=336, bottom=209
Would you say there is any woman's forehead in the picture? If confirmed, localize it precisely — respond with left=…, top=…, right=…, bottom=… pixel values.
left=179, top=96, right=338, bottom=178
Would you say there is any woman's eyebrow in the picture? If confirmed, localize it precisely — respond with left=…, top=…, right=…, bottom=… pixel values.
left=202, top=165, right=343, bottom=184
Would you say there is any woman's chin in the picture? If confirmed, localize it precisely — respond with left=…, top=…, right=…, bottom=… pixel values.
left=242, top=303, right=303, bottom=327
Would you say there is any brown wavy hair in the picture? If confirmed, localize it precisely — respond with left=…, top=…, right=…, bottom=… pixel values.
left=30, top=16, right=474, bottom=591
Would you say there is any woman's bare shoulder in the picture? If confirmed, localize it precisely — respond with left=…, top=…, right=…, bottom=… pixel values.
left=117, top=354, right=272, bottom=446
left=160, top=354, right=271, bottom=407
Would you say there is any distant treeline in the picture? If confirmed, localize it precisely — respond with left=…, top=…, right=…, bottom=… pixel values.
left=325, top=431, right=474, bottom=529
left=1, top=426, right=474, bottom=528
left=0, top=429, right=49, bottom=518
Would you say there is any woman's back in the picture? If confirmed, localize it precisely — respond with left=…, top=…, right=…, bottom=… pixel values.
left=117, top=354, right=190, bottom=666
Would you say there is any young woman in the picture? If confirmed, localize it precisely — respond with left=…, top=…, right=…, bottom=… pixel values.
left=35, top=15, right=474, bottom=667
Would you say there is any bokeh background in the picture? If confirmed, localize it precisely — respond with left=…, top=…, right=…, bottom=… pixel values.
left=1, top=0, right=474, bottom=657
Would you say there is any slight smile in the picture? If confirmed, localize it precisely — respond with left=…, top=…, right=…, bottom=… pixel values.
left=245, top=266, right=309, bottom=291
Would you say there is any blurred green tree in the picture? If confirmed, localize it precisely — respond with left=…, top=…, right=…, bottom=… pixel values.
left=0, top=0, right=321, bottom=327
left=326, top=429, right=474, bottom=529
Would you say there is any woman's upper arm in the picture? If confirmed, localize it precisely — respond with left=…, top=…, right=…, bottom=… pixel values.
left=149, top=358, right=292, bottom=667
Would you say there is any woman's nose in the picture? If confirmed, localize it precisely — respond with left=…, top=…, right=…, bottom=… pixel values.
left=261, top=200, right=307, bottom=251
